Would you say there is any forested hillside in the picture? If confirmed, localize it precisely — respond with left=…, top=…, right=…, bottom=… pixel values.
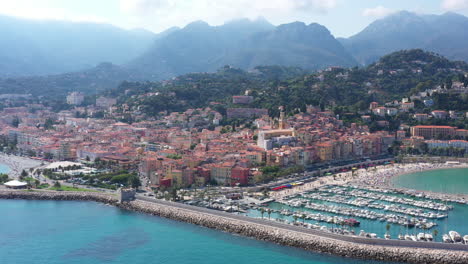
left=113, top=50, right=468, bottom=118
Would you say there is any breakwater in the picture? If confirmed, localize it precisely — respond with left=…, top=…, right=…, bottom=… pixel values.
left=1, top=190, right=467, bottom=264
left=0, top=190, right=117, bottom=204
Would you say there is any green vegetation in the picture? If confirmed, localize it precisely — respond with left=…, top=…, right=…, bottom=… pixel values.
left=114, top=50, right=467, bottom=120
left=49, top=186, right=98, bottom=192
left=37, top=183, right=50, bottom=189
left=79, top=171, right=141, bottom=189
left=255, top=165, right=304, bottom=183
left=167, top=154, right=183, bottom=160
left=0, top=173, right=10, bottom=183
left=399, top=145, right=467, bottom=157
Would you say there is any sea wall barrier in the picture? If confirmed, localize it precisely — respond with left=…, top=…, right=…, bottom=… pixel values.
left=0, top=190, right=118, bottom=204
left=1, top=190, right=467, bottom=264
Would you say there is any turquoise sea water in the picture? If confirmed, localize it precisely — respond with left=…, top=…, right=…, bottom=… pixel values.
left=0, top=200, right=391, bottom=264
left=392, top=168, right=468, bottom=195
left=0, top=163, right=9, bottom=174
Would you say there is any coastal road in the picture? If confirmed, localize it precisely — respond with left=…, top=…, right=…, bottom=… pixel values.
left=136, top=195, right=468, bottom=252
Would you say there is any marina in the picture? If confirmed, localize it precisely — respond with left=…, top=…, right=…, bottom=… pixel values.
left=174, top=165, right=468, bottom=245
left=183, top=164, right=468, bottom=244
left=243, top=180, right=468, bottom=243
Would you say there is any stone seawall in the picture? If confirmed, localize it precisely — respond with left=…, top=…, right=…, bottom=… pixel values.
left=1, top=190, right=467, bottom=264
left=0, top=190, right=117, bottom=204
left=119, top=200, right=468, bottom=264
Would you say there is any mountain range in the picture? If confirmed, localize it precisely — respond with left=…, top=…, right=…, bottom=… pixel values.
left=0, top=14, right=155, bottom=77
left=1, top=11, right=468, bottom=93
left=339, top=11, right=468, bottom=65
left=129, top=18, right=357, bottom=80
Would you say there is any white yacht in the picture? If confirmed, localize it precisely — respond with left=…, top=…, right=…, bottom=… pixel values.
left=463, top=235, right=468, bottom=244
left=442, top=234, right=452, bottom=243
left=424, top=233, right=433, bottom=242
left=449, top=231, right=462, bottom=243
left=417, top=233, right=426, bottom=241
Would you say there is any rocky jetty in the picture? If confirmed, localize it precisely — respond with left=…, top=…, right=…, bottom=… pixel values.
left=119, top=200, right=468, bottom=264
left=0, top=190, right=117, bottom=204
left=1, top=190, right=467, bottom=264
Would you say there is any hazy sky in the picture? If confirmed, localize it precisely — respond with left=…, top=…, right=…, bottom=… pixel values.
left=1, top=0, right=468, bottom=37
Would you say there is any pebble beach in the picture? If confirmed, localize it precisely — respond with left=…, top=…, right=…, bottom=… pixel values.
left=0, top=153, right=43, bottom=178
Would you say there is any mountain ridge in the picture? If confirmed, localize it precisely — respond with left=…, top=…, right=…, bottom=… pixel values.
left=0, top=14, right=156, bottom=77
left=340, top=11, right=468, bottom=65
left=128, top=19, right=357, bottom=80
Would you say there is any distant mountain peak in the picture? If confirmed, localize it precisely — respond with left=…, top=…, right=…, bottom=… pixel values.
left=0, top=14, right=155, bottom=77
left=184, top=20, right=210, bottom=30
left=441, top=11, right=465, bottom=17
left=341, top=11, right=468, bottom=65
left=275, top=21, right=308, bottom=33
left=223, top=17, right=274, bottom=28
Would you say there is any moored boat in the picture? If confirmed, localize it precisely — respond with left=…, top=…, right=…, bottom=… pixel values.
left=417, top=233, right=426, bottom=241
left=449, top=231, right=462, bottom=243
left=424, top=233, right=433, bottom=242
left=443, top=234, right=452, bottom=243
left=343, top=218, right=360, bottom=227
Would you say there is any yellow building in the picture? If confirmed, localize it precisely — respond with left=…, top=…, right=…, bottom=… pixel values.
left=316, top=142, right=333, bottom=162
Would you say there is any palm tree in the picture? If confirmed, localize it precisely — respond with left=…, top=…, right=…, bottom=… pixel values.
left=385, top=223, right=391, bottom=236
left=433, top=229, right=438, bottom=241
left=267, top=209, right=272, bottom=219
left=301, top=213, right=306, bottom=224
left=260, top=208, right=265, bottom=219
left=293, top=215, right=299, bottom=224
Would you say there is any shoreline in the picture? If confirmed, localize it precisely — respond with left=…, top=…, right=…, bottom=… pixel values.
left=353, top=162, right=468, bottom=188
left=390, top=166, right=468, bottom=186
left=0, top=190, right=467, bottom=264
left=272, top=162, right=468, bottom=200
left=0, top=153, right=44, bottom=178
left=351, top=163, right=468, bottom=202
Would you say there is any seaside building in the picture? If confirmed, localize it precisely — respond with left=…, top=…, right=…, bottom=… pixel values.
left=230, top=167, right=249, bottom=186
left=58, top=142, right=73, bottom=161
left=257, top=129, right=296, bottom=150
left=426, top=140, right=468, bottom=151
left=316, top=142, right=333, bottom=161
left=210, top=163, right=233, bottom=186
left=410, top=126, right=456, bottom=139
